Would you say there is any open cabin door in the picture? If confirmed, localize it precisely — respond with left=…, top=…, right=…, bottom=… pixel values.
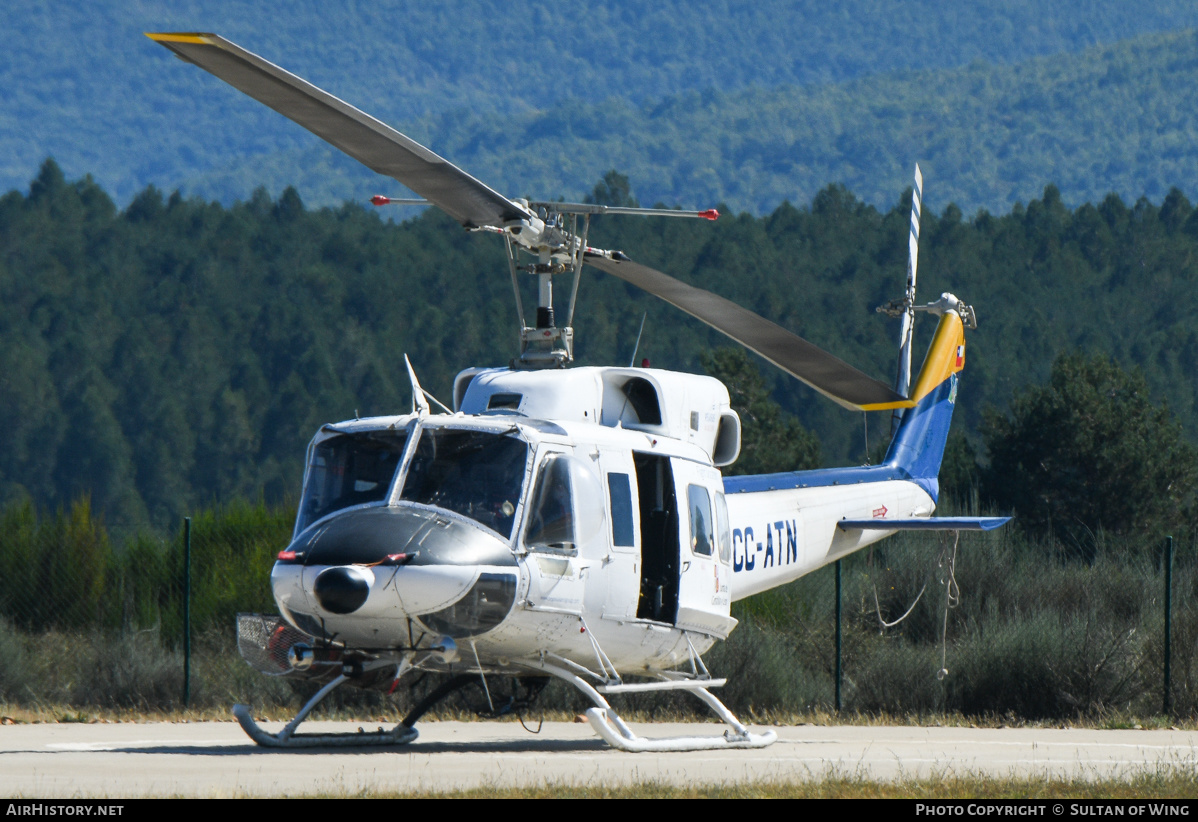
left=634, top=452, right=679, bottom=623
left=631, top=453, right=735, bottom=636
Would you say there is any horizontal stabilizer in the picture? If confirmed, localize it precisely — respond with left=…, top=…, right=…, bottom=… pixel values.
left=145, top=32, right=529, bottom=229
left=585, top=254, right=910, bottom=410
left=838, top=516, right=1011, bottom=531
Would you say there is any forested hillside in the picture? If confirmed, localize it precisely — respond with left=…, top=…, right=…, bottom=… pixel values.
left=180, top=28, right=1198, bottom=216
left=5, top=3, right=1198, bottom=213
left=4, top=162, right=1198, bottom=535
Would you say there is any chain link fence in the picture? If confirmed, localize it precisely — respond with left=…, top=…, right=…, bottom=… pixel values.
left=0, top=499, right=1194, bottom=721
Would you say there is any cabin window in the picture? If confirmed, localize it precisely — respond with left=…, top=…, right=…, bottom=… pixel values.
left=607, top=472, right=635, bottom=547
left=525, top=453, right=605, bottom=554
left=297, top=430, right=408, bottom=533
left=714, top=491, right=732, bottom=564
left=688, top=484, right=714, bottom=557
left=400, top=428, right=529, bottom=538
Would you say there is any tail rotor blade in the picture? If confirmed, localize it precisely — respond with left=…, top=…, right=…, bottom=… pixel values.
left=897, top=163, right=923, bottom=398
left=892, top=163, right=923, bottom=435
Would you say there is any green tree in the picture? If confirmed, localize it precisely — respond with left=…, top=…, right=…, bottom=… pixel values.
left=938, top=430, right=981, bottom=503
left=701, top=347, right=821, bottom=475
left=0, top=497, right=113, bottom=630
left=982, top=351, right=1198, bottom=554
left=586, top=170, right=639, bottom=208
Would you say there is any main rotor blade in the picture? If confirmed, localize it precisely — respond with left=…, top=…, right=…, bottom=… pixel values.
left=147, top=33, right=530, bottom=228
left=585, top=255, right=911, bottom=411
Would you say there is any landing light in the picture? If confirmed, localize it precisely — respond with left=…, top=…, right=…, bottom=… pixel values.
left=287, top=643, right=314, bottom=671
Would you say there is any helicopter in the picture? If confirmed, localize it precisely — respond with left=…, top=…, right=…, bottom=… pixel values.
left=147, top=32, right=1009, bottom=752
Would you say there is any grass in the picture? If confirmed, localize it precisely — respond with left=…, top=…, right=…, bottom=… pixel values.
left=125, top=769, right=1198, bottom=799
left=2, top=702, right=1195, bottom=732
left=309, top=771, right=1198, bottom=798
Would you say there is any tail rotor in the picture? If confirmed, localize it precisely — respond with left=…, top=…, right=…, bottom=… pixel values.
left=878, top=164, right=924, bottom=435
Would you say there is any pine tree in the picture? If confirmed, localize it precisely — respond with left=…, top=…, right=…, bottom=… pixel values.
left=982, top=351, right=1198, bottom=555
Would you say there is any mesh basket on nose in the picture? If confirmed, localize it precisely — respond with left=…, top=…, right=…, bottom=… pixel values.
left=236, top=613, right=311, bottom=676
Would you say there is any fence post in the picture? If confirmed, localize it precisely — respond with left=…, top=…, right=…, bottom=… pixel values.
left=835, top=558, right=842, bottom=713
left=1164, top=534, right=1173, bottom=716
left=184, top=516, right=192, bottom=708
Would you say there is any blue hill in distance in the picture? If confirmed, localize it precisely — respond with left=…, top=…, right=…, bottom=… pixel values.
left=4, top=1, right=1198, bottom=214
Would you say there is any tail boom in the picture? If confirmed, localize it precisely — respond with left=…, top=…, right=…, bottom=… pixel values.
left=724, top=306, right=969, bottom=600
left=725, top=478, right=934, bottom=600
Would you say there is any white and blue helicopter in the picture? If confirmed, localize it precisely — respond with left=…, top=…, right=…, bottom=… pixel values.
left=149, top=33, right=1009, bottom=752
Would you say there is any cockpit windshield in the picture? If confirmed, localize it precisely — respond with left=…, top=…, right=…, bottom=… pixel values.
left=296, top=429, right=408, bottom=534
left=400, top=428, right=528, bottom=538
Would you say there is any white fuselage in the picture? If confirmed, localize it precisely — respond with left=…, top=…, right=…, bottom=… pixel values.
left=724, top=480, right=933, bottom=600
left=269, top=375, right=934, bottom=679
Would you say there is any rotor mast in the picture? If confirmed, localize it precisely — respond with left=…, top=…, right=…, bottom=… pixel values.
left=500, top=204, right=591, bottom=369
left=381, top=196, right=718, bottom=369
left=495, top=201, right=716, bottom=369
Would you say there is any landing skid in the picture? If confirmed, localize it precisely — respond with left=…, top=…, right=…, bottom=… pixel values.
left=234, top=701, right=419, bottom=748
left=585, top=708, right=775, bottom=752
left=534, top=660, right=777, bottom=752
left=233, top=667, right=502, bottom=749
left=233, top=674, right=419, bottom=748
left=231, top=643, right=775, bottom=752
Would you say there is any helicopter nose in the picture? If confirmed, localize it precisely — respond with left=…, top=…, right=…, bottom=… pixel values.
left=312, top=565, right=373, bottom=614
left=274, top=505, right=520, bottom=633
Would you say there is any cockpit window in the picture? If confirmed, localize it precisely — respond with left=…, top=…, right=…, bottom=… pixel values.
left=525, top=454, right=577, bottom=553
left=524, top=452, right=606, bottom=555
left=400, top=428, right=528, bottom=538
left=297, top=430, right=408, bottom=533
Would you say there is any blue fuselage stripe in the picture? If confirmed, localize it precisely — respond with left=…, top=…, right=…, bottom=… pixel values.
left=724, top=373, right=955, bottom=502
left=723, top=462, right=909, bottom=494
